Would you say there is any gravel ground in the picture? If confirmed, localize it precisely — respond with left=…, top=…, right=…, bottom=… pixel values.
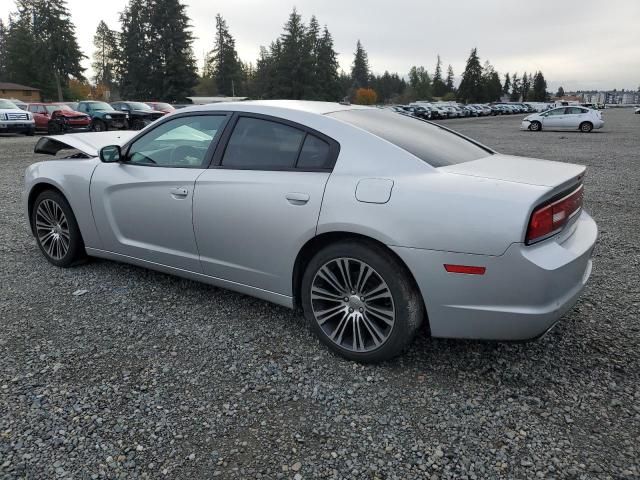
left=1, top=109, right=639, bottom=480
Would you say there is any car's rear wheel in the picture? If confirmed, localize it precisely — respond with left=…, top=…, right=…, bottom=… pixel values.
left=301, top=240, right=424, bottom=363
left=529, top=120, right=542, bottom=131
left=31, top=190, right=86, bottom=267
left=580, top=121, right=593, bottom=133
left=92, top=119, right=106, bottom=132
left=47, top=121, right=62, bottom=135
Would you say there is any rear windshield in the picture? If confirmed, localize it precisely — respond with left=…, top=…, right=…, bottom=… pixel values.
left=328, top=109, right=492, bottom=167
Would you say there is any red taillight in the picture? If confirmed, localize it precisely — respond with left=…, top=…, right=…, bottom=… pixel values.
left=444, top=264, right=486, bottom=275
left=526, top=185, right=584, bottom=244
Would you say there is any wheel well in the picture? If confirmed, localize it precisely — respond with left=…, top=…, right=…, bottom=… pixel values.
left=27, top=183, right=65, bottom=233
left=292, top=232, right=426, bottom=317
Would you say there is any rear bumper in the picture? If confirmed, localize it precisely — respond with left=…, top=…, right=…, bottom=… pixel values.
left=392, top=210, right=597, bottom=340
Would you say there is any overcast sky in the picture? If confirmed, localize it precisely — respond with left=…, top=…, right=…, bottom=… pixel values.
left=3, top=0, right=639, bottom=91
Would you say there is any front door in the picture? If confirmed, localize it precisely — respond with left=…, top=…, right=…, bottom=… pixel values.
left=193, top=115, right=336, bottom=296
left=542, top=107, right=568, bottom=129
left=90, top=113, right=229, bottom=271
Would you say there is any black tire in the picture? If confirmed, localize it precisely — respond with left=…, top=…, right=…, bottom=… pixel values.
left=31, top=190, right=87, bottom=268
left=92, top=119, right=106, bottom=132
left=301, top=240, right=424, bottom=363
left=529, top=120, right=542, bottom=132
left=47, top=122, right=62, bottom=135
left=25, top=129, right=35, bottom=136
left=579, top=121, right=593, bottom=133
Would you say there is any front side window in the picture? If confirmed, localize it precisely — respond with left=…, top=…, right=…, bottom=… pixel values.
left=545, top=108, right=566, bottom=116
left=328, top=109, right=492, bottom=167
left=127, top=115, right=226, bottom=168
left=221, top=117, right=305, bottom=169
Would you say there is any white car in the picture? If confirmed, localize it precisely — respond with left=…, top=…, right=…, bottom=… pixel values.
left=0, top=98, right=35, bottom=135
left=522, top=107, right=604, bottom=133
left=634, top=107, right=640, bottom=115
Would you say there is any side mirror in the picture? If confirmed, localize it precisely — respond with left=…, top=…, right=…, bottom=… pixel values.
left=99, top=145, right=122, bottom=163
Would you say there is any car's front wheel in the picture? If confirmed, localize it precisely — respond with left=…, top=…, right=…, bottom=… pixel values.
left=529, top=120, right=542, bottom=131
left=580, top=121, right=593, bottom=133
left=31, top=190, right=86, bottom=267
left=301, top=240, right=424, bottom=363
left=92, top=119, right=106, bottom=132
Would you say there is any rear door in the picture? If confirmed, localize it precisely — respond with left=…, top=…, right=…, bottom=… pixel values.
left=193, top=113, right=338, bottom=296
left=29, top=105, right=48, bottom=129
left=90, top=113, right=229, bottom=271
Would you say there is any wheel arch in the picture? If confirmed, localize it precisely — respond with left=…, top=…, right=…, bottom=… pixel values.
left=27, top=182, right=68, bottom=235
left=292, top=231, right=428, bottom=330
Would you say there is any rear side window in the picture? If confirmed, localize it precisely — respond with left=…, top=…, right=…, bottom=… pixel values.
left=222, top=117, right=305, bottom=169
left=297, top=134, right=331, bottom=169
left=328, top=109, right=492, bottom=167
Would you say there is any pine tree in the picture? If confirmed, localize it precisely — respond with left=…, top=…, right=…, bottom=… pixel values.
left=457, top=48, right=483, bottom=103
left=120, top=0, right=197, bottom=101
left=556, top=86, right=565, bottom=97
left=408, top=66, right=431, bottom=100
left=521, top=72, right=531, bottom=101
left=502, top=73, right=511, bottom=96
left=314, top=27, right=340, bottom=101
left=510, top=73, right=521, bottom=101
left=5, top=0, right=85, bottom=100
left=0, top=20, right=7, bottom=79
left=91, top=21, right=119, bottom=90
left=445, top=65, right=455, bottom=93
left=432, top=55, right=446, bottom=97
left=274, top=9, right=310, bottom=99
left=204, top=14, right=242, bottom=96
left=351, top=40, right=370, bottom=88
left=532, top=71, right=547, bottom=101
left=481, top=61, right=502, bottom=102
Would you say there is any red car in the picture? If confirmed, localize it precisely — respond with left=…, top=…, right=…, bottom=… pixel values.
left=145, top=102, right=176, bottom=114
left=27, top=103, right=92, bottom=134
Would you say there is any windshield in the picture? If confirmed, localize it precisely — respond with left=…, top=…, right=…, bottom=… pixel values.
left=87, top=102, right=113, bottom=111
left=329, top=109, right=492, bottom=167
left=150, top=102, right=174, bottom=111
left=127, top=102, right=153, bottom=111
left=46, top=104, right=72, bottom=113
left=0, top=99, right=19, bottom=109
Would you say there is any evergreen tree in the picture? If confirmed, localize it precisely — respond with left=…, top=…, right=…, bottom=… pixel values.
left=521, top=72, right=531, bottom=101
left=432, top=55, right=446, bottom=97
left=120, top=0, right=197, bottom=101
left=274, top=9, right=310, bottom=99
left=91, top=20, right=119, bottom=89
left=5, top=0, right=85, bottom=100
left=351, top=40, right=370, bottom=88
left=510, top=73, right=521, bottom=101
left=445, top=64, right=455, bottom=93
left=481, top=61, right=502, bottom=102
left=457, top=48, right=483, bottom=103
left=204, top=14, right=242, bottom=96
left=408, top=66, right=431, bottom=100
left=556, top=86, right=565, bottom=97
left=314, top=27, right=341, bottom=101
left=502, top=73, right=511, bottom=96
left=0, top=20, right=7, bottom=79
left=532, top=71, right=548, bottom=101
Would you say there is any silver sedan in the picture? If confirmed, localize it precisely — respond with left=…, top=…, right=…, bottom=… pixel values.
left=24, top=101, right=597, bottom=362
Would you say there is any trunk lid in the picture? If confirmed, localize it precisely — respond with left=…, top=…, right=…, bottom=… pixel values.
left=440, top=154, right=586, bottom=190
left=34, top=131, right=137, bottom=157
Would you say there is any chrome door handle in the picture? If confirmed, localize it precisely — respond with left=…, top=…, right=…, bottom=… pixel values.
left=170, top=187, right=189, bottom=197
left=286, top=192, right=310, bottom=205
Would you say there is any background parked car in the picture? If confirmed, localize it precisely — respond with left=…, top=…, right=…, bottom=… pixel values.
left=26, top=103, right=91, bottom=134
left=145, top=102, right=177, bottom=114
left=111, top=101, right=165, bottom=130
left=76, top=101, right=128, bottom=131
left=0, top=98, right=35, bottom=135
left=9, top=98, right=28, bottom=110
left=522, top=106, right=604, bottom=132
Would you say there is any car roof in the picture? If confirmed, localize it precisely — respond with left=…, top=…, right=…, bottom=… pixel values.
left=178, top=100, right=371, bottom=116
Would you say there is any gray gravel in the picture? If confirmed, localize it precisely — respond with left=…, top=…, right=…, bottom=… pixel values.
left=1, top=109, right=639, bottom=479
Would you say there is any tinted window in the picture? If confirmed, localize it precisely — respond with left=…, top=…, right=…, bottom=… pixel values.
left=297, top=134, right=331, bottom=169
left=328, top=109, right=491, bottom=167
left=127, top=115, right=226, bottom=168
left=222, top=117, right=305, bottom=169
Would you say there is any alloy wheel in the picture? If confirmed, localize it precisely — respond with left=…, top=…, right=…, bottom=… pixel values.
left=35, top=199, right=70, bottom=260
left=310, top=257, right=395, bottom=353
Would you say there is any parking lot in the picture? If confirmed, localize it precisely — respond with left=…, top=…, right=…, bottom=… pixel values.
left=1, top=108, right=638, bottom=479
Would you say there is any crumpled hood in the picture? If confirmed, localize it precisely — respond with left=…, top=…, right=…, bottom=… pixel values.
left=34, top=131, right=138, bottom=157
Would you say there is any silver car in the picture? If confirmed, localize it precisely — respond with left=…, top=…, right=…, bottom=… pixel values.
left=24, top=101, right=597, bottom=362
